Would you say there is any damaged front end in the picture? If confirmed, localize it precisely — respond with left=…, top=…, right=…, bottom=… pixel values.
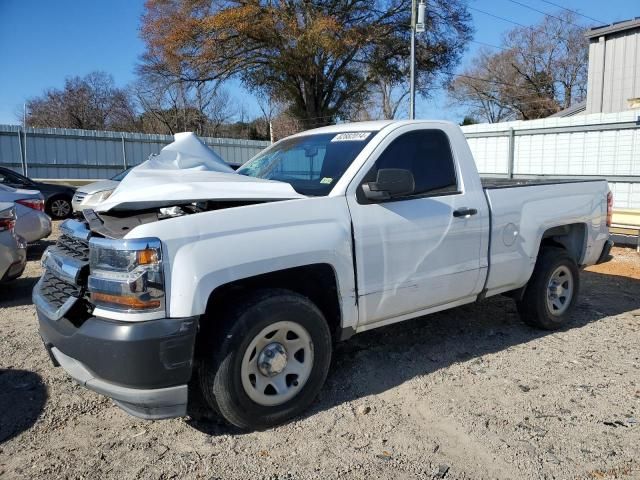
left=83, top=199, right=269, bottom=239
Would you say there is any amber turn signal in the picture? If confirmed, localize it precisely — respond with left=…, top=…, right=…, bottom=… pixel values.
left=137, top=248, right=159, bottom=265
left=91, top=292, right=161, bottom=310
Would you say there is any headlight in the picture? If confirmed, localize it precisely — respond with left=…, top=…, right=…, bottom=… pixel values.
left=88, top=237, right=164, bottom=314
left=91, top=190, right=113, bottom=204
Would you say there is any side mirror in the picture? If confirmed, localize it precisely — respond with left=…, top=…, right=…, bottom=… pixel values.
left=362, top=168, right=415, bottom=201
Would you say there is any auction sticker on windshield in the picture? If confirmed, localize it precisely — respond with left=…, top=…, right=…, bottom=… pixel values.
left=331, top=132, right=371, bottom=142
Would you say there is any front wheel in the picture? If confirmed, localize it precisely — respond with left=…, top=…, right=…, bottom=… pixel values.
left=517, top=247, right=580, bottom=330
left=198, top=289, right=332, bottom=430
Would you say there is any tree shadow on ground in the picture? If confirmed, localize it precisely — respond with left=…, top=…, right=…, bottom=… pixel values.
left=187, top=269, right=640, bottom=436
left=0, top=275, right=41, bottom=308
left=27, top=238, right=55, bottom=261
left=0, top=369, right=47, bottom=444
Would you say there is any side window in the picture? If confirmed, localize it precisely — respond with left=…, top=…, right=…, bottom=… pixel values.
left=369, top=129, right=458, bottom=197
left=0, top=169, right=25, bottom=186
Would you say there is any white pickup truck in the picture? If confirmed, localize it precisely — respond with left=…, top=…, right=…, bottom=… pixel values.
left=34, top=121, right=613, bottom=430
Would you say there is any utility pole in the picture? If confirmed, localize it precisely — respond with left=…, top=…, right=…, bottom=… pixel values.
left=23, top=103, right=28, bottom=176
left=409, top=0, right=426, bottom=120
left=409, top=0, right=416, bottom=120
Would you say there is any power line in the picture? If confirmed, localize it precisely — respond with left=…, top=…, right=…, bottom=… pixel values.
left=537, top=0, right=605, bottom=24
left=467, top=4, right=587, bottom=50
left=467, top=6, right=528, bottom=28
left=505, top=0, right=584, bottom=28
left=469, top=39, right=508, bottom=51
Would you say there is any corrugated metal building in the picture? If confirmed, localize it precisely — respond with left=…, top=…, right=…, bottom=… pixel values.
left=586, top=18, right=640, bottom=114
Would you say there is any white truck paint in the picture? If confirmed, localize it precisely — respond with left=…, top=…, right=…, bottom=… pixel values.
left=106, top=121, right=610, bottom=329
left=35, top=120, right=612, bottom=428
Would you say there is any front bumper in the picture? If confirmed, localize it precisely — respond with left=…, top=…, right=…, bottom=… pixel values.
left=38, top=310, right=198, bottom=420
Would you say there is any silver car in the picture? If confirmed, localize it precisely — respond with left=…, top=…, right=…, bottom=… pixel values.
left=0, top=185, right=52, bottom=243
left=0, top=203, right=27, bottom=282
left=72, top=168, right=131, bottom=213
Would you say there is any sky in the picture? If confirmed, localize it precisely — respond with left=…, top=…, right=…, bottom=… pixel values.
left=0, top=0, right=637, bottom=126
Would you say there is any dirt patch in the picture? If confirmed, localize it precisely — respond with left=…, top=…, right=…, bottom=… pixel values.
left=587, top=246, right=640, bottom=279
left=1, top=225, right=639, bottom=479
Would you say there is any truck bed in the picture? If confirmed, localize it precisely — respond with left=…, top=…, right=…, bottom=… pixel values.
left=481, top=177, right=605, bottom=189
left=481, top=177, right=609, bottom=298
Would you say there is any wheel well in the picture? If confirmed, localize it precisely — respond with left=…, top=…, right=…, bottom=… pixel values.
left=203, top=264, right=342, bottom=340
left=47, top=193, right=71, bottom=202
left=539, top=223, right=587, bottom=264
left=46, top=193, right=71, bottom=208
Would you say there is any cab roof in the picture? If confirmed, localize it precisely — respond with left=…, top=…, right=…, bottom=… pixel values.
left=293, top=119, right=457, bottom=136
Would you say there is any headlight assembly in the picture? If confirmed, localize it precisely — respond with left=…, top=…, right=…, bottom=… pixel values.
left=88, top=237, right=165, bottom=314
left=91, top=190, right=113, bottom=205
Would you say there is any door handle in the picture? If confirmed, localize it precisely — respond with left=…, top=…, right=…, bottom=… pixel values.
left=453, top=207, right=478, bottom=218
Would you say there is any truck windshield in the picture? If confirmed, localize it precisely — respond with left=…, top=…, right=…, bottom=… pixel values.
left=236, top=132, right=375, bottom=196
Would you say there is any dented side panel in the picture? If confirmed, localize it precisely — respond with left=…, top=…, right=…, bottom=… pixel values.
left=124, top=196, right=358, bottom=330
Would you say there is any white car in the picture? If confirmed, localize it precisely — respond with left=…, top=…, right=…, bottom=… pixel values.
left=72, top=168, right=131, bottom=214
left=0, top=203, right=27, bottom=282
left=0, top=185, right=51, bottom=243
left=35, top=123, right=612, bottom=429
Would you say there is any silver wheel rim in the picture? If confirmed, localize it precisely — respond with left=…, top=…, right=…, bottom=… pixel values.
left=546, top=265, right=573, bottom=316
left=241, top=321, right=314, bottom=406
left=51, top=199, right=70, bottom=217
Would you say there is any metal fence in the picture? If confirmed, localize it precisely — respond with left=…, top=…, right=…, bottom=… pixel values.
left=2, top=114, right=639, bottom=208
left=0, top=125, right=270, bottom=180
left=461, top=110, right=640, bottom=209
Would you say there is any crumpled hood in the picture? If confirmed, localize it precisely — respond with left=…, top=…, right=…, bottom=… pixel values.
left=96, top=132, right=304, bottom=212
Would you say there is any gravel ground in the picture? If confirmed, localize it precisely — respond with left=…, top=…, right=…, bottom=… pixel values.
left=1, top=222, right=639, bottom=479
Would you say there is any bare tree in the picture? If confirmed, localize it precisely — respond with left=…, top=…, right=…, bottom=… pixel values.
left=448, top=49, right=520, bottom=123
left=24, top=72, right=138, bottom=131
left=196, top=82, right=235, bottom=137
left=375, top=78, right=410, bottom=120
left=132, top=69, right=234, bottom=136
left=255, top=93, right=285, bottom=143
left=448, top=11, right=588, bottom=122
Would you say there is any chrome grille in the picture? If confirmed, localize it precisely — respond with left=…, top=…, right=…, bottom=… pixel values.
left=33, top=219, right=92, bottom=321
left=56, top=234, right=90, bottom=262
left=38, top=271, right=82, bottom=309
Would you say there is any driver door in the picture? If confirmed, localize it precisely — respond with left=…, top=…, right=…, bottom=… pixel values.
left=347, top=127, right=486, bottom=327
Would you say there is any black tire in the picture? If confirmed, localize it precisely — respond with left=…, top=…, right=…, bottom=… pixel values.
left=517, top=247, right=580, bottom=330
left=46, top=196, right=72, bottom=219
left=198, top=288, right=332, bottom=430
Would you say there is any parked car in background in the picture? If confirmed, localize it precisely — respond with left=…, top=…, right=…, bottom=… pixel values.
left=72, top=168, right=131, bottom=214
left=0, top=185, right=51, bottom=243
left=0, top=203, right=27, bottom=282
left=0, top=166, right=75, bottom=219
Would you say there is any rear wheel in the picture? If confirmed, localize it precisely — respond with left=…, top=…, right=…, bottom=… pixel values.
left=198, top=289, right=332, bottom=430
left=47, top=197, right=72, bottom=219
left=517, top=247, right=580, bottom=330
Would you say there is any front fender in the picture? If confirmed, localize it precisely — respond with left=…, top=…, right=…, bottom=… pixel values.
left=126, top=197, right=357, bottom=329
